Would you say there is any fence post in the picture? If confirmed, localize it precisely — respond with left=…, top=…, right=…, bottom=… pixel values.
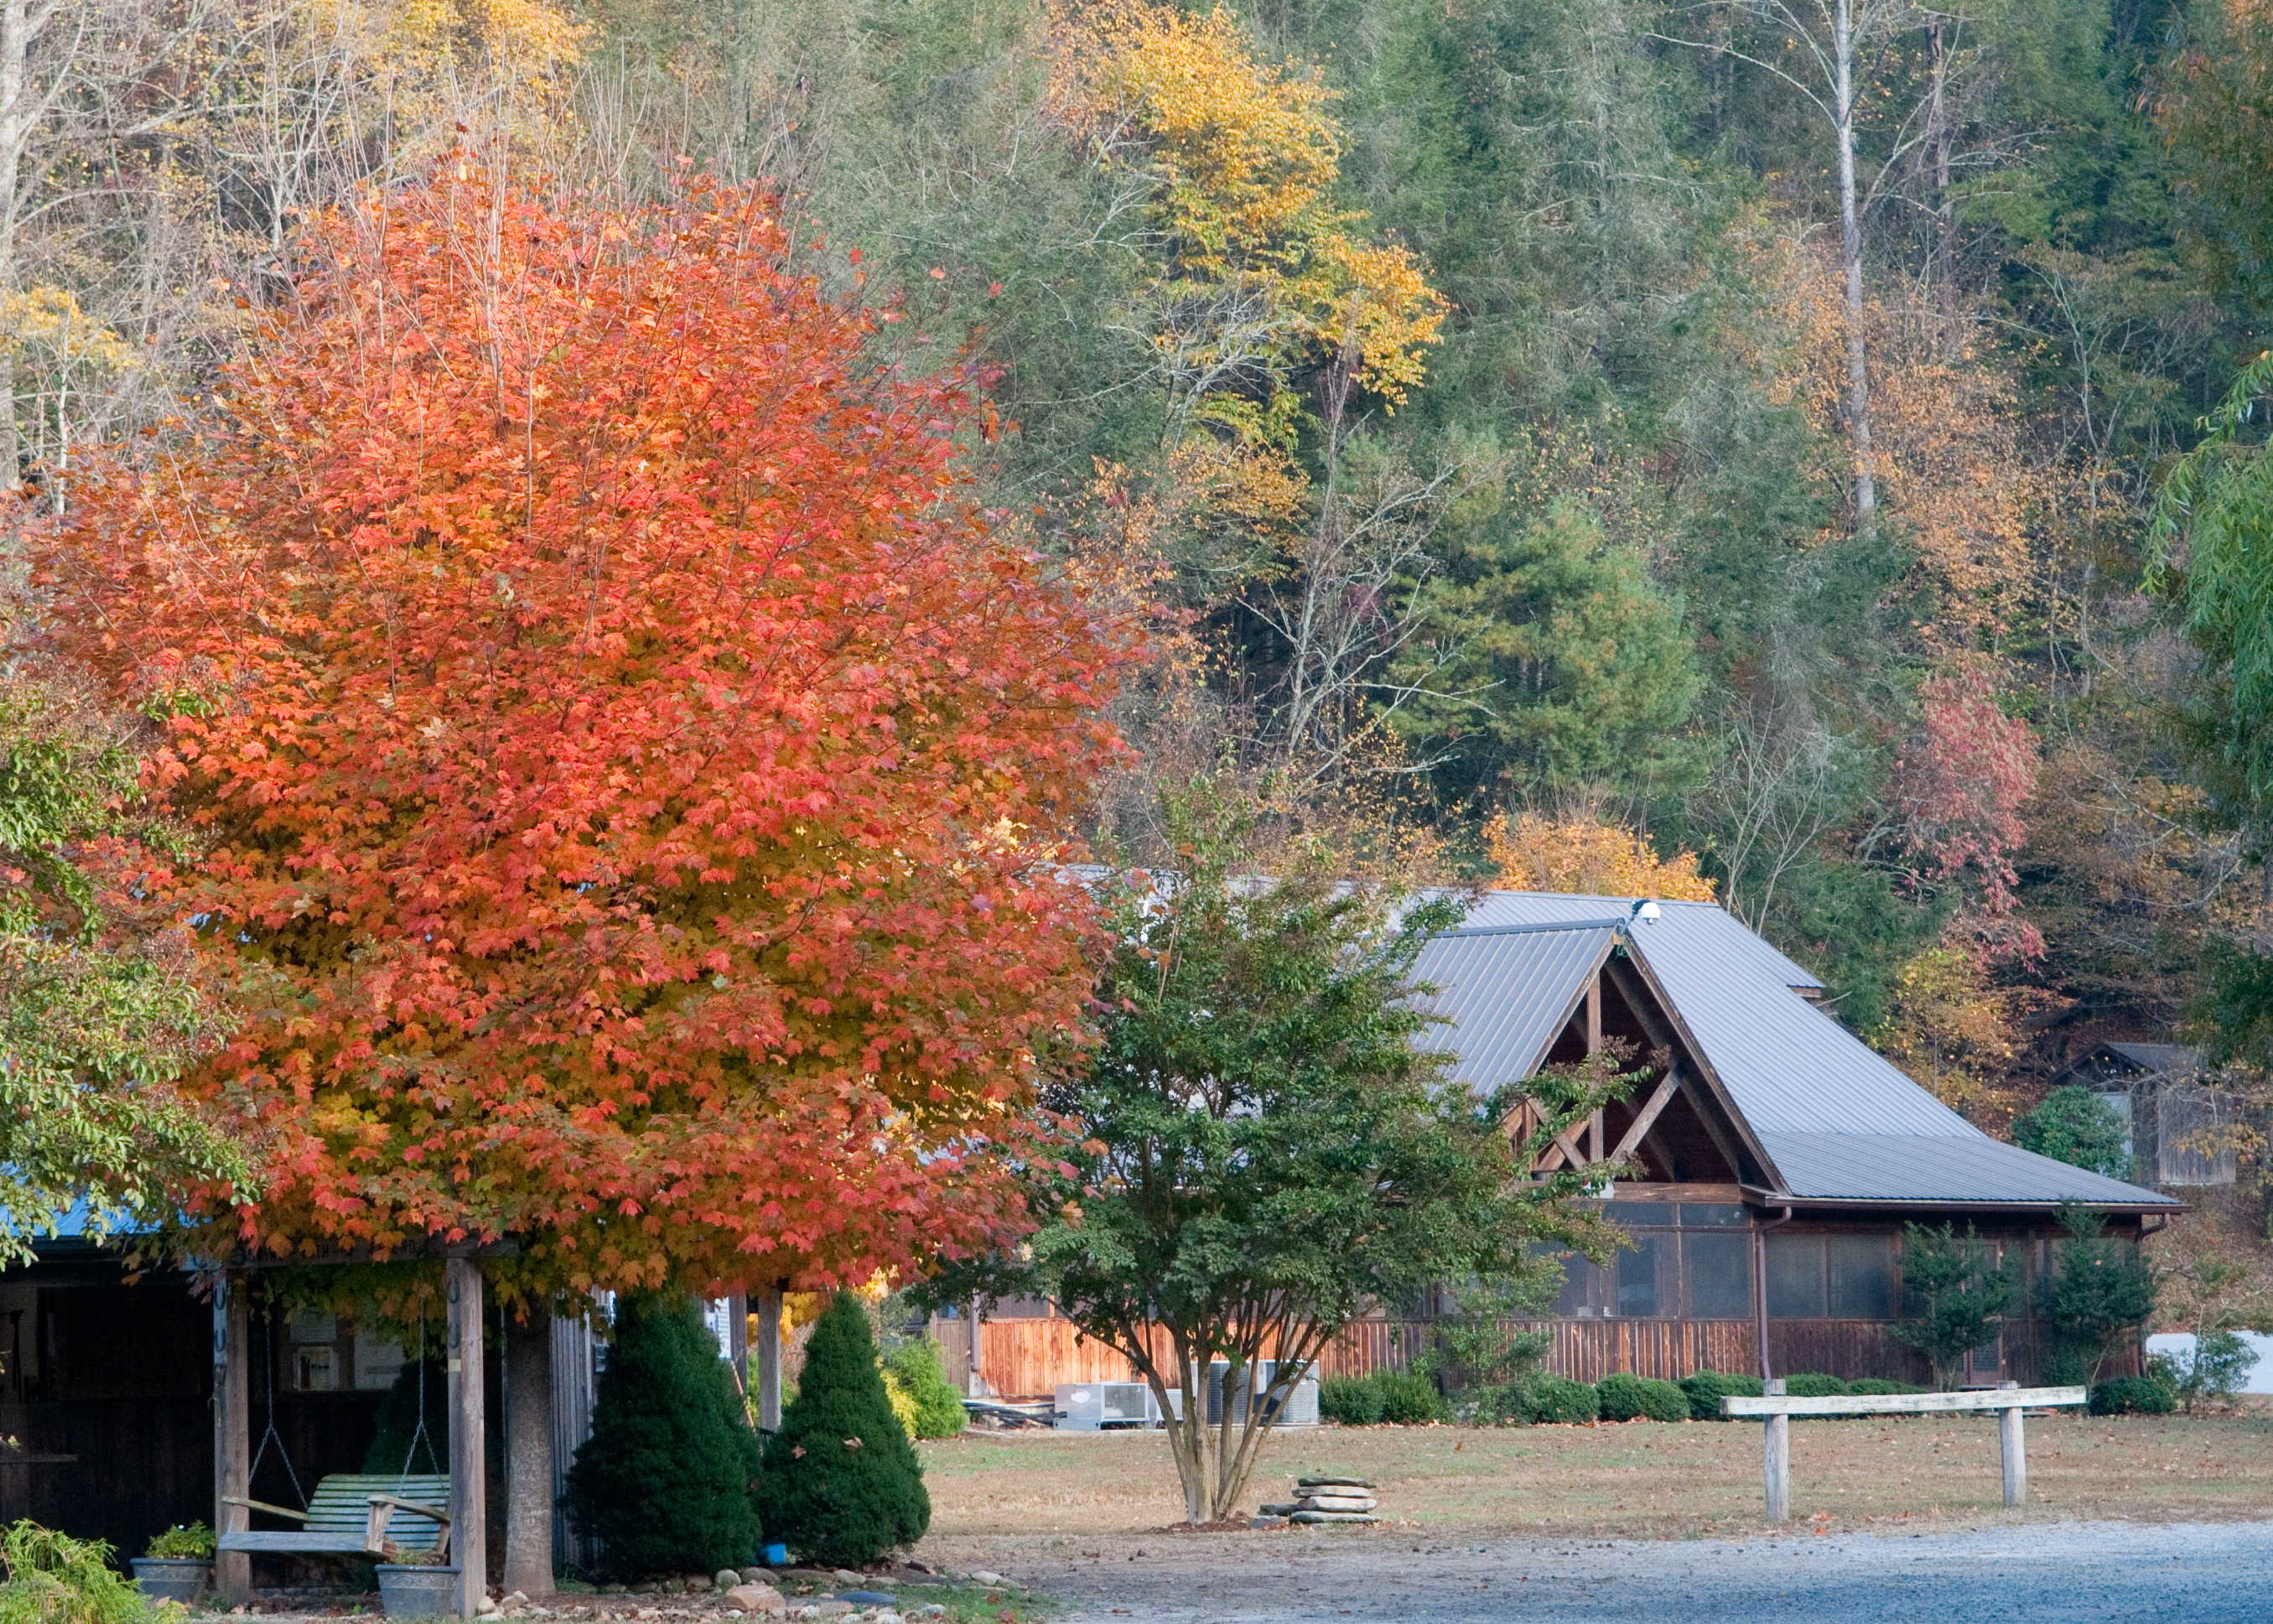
left=1763, top=1378, right=1788, bottom=1522
left=1997, top=1379, right=2024, bottom=1507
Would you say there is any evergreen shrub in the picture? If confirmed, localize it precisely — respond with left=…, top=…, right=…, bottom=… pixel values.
left=1318, top=1368, right=1445, bottom=1424
left=1522, top=1375, right=1598, bottom=1424
left=881, top=1340, right=968, bottom=1440
left=1782, top=1372, right=1850, bottom=1398
left=1679, top=1370, right=1762, bottom=1419
left=1845, top=1378, right=1927, bottom=1397
left=563, top=1295, right=763, bottom=1578
left=362, top=1358, right=448, bottom=1475
left=2089, top=1374, right=2177, bottom=1415
left=1596, top=1372, right=1689, bottom=1423
left=757, top=1293, right=930, bottom=1565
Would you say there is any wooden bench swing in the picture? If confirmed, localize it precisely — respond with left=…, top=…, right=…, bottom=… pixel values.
left=219, top=1307, right=451, bottom=1562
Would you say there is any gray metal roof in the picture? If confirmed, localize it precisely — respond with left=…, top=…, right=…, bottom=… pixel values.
left=1409, top=925, right=1618, bottom=1089
left=2100, top=1042, right=2201, bottom=1077
left=1456, top=892, right=1975, bottom=1137
left=1757, top=1134, right=2182, bottom=1208
left=1463, top=890, right=1824, bottom=991
left=1431, top=890, right=2180, bottom=1208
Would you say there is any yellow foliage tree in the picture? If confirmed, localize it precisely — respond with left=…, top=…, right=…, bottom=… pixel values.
left=1047, top=2, right=1445, bottom=450
left=1484, top=812, right=1718, bottom=900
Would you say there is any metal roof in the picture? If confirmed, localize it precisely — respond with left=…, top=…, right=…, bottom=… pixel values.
left=1409, top=925, right=1618, bottom=1089
left=2100, top=1042, right=2202, bottom=1077
left=1462, top=890, right=1824, bottom=991
left=1430, top=890, right=2181, bottom=1208
left=1455, top=892, right=1975, bottom=1138
left=1757, top=1134, right=2182, bottom=1208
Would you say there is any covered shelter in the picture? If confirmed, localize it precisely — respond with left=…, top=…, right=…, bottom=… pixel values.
left=1401, top=890, right=2180, bottom=1385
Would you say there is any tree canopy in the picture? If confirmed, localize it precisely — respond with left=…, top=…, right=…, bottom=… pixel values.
left=35, top=176, right=1128, bottom=1296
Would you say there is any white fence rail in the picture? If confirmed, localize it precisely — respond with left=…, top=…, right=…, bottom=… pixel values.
left=1721, top=1381, right=2089, bottom=1519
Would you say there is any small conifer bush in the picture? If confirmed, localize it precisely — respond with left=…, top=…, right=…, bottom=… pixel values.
left=563, top=1295, right=763, bottom=1578
left=1596, top=1372, right=1689, bottom=1422
left=757, top=1293, right=930, bottom=1566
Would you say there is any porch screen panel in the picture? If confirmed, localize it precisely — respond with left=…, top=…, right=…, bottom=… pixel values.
left=1684, top=1230, right=1753, bottom=1317
left=1766, top=1233, right=1825, bottom=1317
left=1826, top=1235, right=1895, bottom=1319
left=1615, top=1234, right=1661, bottom=1317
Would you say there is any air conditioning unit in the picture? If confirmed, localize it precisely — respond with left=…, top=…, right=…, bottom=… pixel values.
left=1053, top=1381, right=1161, bottom=1429
left=1197, top=1361, right=1321, bottom=1429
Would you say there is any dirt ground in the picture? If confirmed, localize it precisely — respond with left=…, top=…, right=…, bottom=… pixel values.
left=915, top=1403, right=2273, bottom=1545
left=914, top=1411, right=2273, bottom=1622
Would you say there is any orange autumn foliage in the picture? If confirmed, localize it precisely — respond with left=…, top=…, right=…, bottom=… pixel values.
left=1731, top=218, right=2040, bottom=644
left=1484, top=812, right=1717, bottom=901
left=38, top=176, right=1130, bottom=1298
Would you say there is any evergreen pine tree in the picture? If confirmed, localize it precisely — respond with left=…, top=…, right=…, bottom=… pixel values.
left=756, top=1293, right=930, bottom=1566
left=563, top=1295, right=763, bottom=1578
left=361, top=1357, right=447, bottom=1476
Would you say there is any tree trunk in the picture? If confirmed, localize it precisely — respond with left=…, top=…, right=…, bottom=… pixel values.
left=502, top=1315, right=554, bottom=1599
left=1927, top=17, right=1956, bottom=318
left=1834, top=0, right=1876, bottom=522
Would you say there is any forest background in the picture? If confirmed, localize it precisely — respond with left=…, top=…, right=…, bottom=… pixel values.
left=7, top=0, right=2273, bottom=1259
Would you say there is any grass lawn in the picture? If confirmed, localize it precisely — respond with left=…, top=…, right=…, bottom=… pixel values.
left=917, top=1403, right=2273, bottom=1543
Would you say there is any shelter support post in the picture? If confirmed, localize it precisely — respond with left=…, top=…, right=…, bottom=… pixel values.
left=1998, top=1381, right=2025, bottom=1507
left=447, top=1257, right=488, bottom=1617
left=212, top=1276, right=252, bottom=1605
left=1762, top=1379, right=1789, bottom=1523
left=755, top=1282, right=784, bottom=1433
left=727, top=1290, right=749, bottom=1398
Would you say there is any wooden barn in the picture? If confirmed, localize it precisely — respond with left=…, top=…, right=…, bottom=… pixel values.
left=962, top=889, right=2182, bottom=1397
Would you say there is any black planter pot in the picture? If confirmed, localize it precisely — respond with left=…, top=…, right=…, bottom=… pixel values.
left=130, top=1558, right=211, bottom=1604
left=376, top=1564, right=461, bottom=1618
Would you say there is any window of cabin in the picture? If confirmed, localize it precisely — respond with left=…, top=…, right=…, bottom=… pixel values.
left=1827, top=1235, right=1896, bottom=1318
left=1767, top=1232, right=1826, bottom=1317
left=1616, top=1234, right=1663, bottom=1317
left=1684, top=1230, right=1753, bottom=1317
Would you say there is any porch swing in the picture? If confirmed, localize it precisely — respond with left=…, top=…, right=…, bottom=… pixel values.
left=219, top=1305, right=454, bottom=1560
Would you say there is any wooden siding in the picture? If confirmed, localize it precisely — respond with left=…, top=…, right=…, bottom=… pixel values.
left=973, top=1313, right=2138, bottom=1396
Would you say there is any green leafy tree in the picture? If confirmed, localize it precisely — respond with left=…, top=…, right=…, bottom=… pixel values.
left=0, top=672, right=247, bottom=1260
left=934, top=776, right=1618, bottom=1523
left=2013, top=1087, right=2137, bottom=1181
left=2037, top=1203, right=2157, bottom=1384
left=564, top=1295, right=763, bottom=1579
left=757, top=1293, right=930, bottom=1566
left=1892, top=1221, right=2025, bottom=1389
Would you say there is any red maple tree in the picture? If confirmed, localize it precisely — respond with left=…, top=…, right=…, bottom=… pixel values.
left=40, top=176, right=1128, bottom=1296
left=1891, top=662, right=2043, bottom=961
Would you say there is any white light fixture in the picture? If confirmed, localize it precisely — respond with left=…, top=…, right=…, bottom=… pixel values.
left=1632, top=899, right=1661, bottom=923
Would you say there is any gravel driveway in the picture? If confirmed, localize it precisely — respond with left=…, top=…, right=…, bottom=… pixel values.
left=988, top=1519, right=2273, bottom=1623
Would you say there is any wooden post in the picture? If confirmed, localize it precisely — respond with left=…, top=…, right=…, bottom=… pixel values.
left=727, top=1290, right=750, bottom=1400
left=212, top=1276, right=252, bottom=1605
left=446, top=1257, right=488, bottom=1618
left=755, top=1281, right=783, bottom=1433
left=1585, top=977, right=1605, bottom=1162
left=1762, top=1378, right=1789, bottom=1523
left=1998, top=1379, right=2025, bottom=1507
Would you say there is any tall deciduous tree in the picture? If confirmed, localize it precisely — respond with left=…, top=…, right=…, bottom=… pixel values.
left=937, top=778, right=1616, bottom=1524
left=38, top=174, right=1128, bottom=1297
left=0, top=669, right=247, bottom=1260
